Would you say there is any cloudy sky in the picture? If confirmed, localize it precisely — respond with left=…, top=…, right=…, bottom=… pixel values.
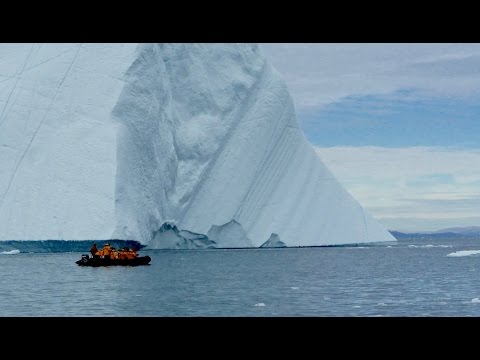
left=261, top=44, right=480, bottom=232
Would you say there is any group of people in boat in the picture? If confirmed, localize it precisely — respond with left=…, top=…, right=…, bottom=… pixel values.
left=89, top=243, right=137, bottom=260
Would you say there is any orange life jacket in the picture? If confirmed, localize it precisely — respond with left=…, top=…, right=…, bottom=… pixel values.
left=103, top=245, right=111, bottom=255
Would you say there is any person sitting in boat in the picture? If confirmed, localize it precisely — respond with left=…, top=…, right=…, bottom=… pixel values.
left=127, top=248, right=137, bottom=260
left=110, top=247, right=119, bottom=260
left=118, top=247, right=129, bottom=260
left=102, top=243, right=111, bottom=259
left=90, top=243, right=98, bottom=258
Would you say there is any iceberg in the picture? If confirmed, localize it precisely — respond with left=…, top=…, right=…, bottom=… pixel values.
left=0, top=43, right=395, bottom=248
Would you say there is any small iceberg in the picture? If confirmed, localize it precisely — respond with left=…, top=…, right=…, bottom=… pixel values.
left=447, top=250, right=480, bottom=257
left=0, top=249, right=20, bottom=255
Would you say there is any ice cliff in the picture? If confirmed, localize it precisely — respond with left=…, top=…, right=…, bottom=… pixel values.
left=0, top=43, right=395, bottom=247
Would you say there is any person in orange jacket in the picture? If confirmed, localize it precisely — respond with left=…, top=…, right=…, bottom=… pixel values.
left=90, top=243, right=98, bottom=258
left=102, top=243, right=111, bottom=258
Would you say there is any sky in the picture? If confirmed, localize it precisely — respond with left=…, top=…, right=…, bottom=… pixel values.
left=261, top=44, right=480, bottom=232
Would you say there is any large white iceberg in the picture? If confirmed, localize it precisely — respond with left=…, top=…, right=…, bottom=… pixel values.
left=0, top=43, right=395, bottom=247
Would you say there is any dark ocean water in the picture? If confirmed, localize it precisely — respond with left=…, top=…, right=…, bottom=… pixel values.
left=2, top=238, right=480, bottom=316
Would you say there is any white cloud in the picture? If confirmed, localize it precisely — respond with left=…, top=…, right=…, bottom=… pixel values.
left=261, top=44, right=480, bottom=111
left=314, top=146, right=480, bottom=232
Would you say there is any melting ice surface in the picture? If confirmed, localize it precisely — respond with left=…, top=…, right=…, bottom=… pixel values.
left=1, top=237, right=480, bottom=316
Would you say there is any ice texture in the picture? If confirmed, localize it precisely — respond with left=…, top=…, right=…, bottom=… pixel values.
left=0, top=43, right=395, bottom=247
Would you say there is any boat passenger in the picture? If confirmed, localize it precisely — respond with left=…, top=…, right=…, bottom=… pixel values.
left=118, top=247, right=129, bottom=260
left=127, top=248, right=137, bottom=260
left=90, top=243, right=98, bottom=258
left=103, top=243, right=111, bottom=258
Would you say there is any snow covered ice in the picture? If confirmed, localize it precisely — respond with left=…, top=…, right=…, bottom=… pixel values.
left=0, top=44, right=395, bottom=248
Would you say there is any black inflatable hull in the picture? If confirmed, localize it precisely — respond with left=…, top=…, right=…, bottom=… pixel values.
left=76, top=256, right=151, bottom=267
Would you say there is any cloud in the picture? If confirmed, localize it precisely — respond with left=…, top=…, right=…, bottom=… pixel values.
left=261, top=44, right=480, bottom=111
left=314, top=146, right=480, bottom=232
left=261, top=45, right=480, bottom=232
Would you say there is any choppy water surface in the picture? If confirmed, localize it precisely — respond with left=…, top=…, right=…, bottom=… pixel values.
left=1, top=238, right=480, bottom=316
